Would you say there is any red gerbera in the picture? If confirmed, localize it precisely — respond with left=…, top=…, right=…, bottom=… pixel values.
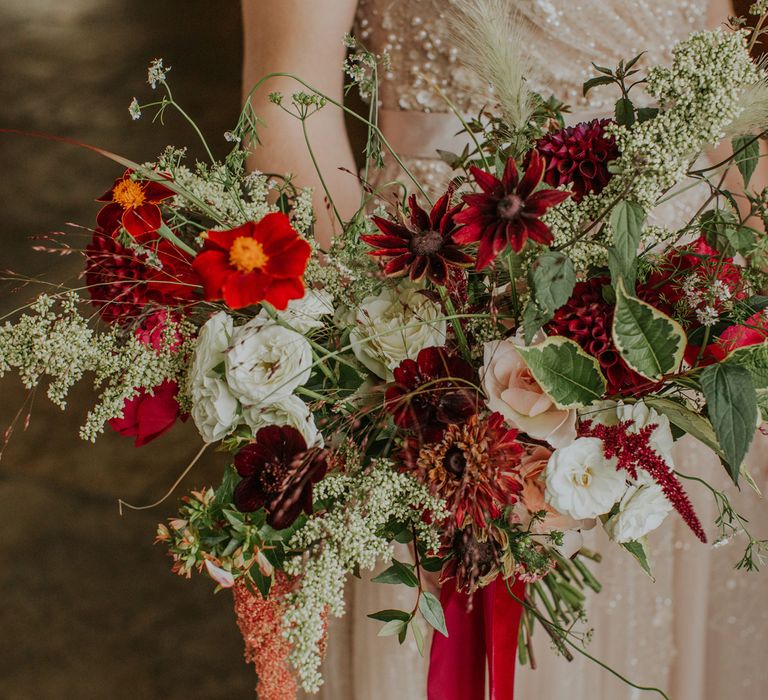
left=233, top=425, right=328, bottom=530
left=384, top=346, right=480, bottom=439
left=362, top=187, right=473, bottom=285
left=401, top=412, right=523, bottom=530
left=97, top=169, right=174, bottom=243
left=192, top=213, right=311, bottom=310
left=453, top=151, right=571, bottom=269
left=536, top=119, right=619, bottom=202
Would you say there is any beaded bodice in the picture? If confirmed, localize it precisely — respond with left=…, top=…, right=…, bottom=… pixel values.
left=356, top=0, right=709, bottom=115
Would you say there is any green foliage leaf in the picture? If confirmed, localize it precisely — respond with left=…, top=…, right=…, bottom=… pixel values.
left=583, top=75, right=615, bottom=97
left=612, top=280, right=686, bottom=380
left=524, top=251, right=576, bottom=343
left=615, top=97, right=635, bottom=127
left=732, top=135, right=760, bottom=188
left=419, top=556, right=444, bottom=573
left=700, top=209, right=739, bottom=256
left=644, top=396, right=725, bottom=460
left=372, top=559, right=419, bottom=587
left=411, top=619, right=425, bottom=655
left=419, top=591, right=448, bottom=637
left=377, top=619, right=408, bottom=638
left=608, top=200, right=645, bottom=290
left=636, top=107, right=659, bottom=123
left=368, top=609, right=412, bottom=623
left=727, top=340, right=768, bottom=389
left=621, top=540, right=654, bottom=580
left=700, top=363, right=758, bottom=484
left=515, top=336, right=607, bottom=409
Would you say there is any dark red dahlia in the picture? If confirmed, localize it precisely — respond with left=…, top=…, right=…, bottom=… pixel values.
left=233, top=425, right=328, bottom=530
left=96, top=169, right=174, bottom=243
left=547, top=276, right=650, bottom=395
left=453, top=151, right=571, bottom=269
left=84, top=230, right=198, bottom=326
left=362, top=188, right=473, bottom=285
left=384, top=346, right=480, bottom=439
left=401, top=413, right=523, bottom=531
left=536, top=119, right=619, bottom=202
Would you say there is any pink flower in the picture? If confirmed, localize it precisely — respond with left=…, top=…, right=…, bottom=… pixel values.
left=482, top=338, right=577, bottom=447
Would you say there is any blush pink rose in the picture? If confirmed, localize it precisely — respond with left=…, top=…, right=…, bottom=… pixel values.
left=482, top=339, right=577, bottom=448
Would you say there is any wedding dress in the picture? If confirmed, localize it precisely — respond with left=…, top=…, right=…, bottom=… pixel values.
left=301, top=2, right=768, bottom=698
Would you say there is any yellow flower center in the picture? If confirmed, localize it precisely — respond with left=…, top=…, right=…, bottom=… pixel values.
left=574, top=467, right=593, bottom=487
left=229, top=236, right=269, bottom=273
left=112, top=179, right=147, bottom=209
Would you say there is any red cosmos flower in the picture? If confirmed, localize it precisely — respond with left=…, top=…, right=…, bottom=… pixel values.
left=384, top=346, right=479, bottom=439
left=233, top=425, right=328, bottom=530
left=362, top=188, right=473, bottom=285
left=401, top=412, right=523, bottom=530
left=536, top=119, right=619, bottom=202
left=97, top=169, right=174, bottom=243
left=192, top=213, right=311, bottom=310
left=453, top=151, right=571, bottom=269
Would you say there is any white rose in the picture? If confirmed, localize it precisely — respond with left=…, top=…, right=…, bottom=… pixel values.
left=190, top=375, right=240, bottom=443
left=350, top=285, right=446, bottom=380
left=191, top=311, right=234, bottom=377
left=258, top=289, right=334, bottom=333
left=225, top=320, right=313, bottom=405
left=605, top=478, right=672, bottom=542
left=545, top=437, right=627, bottom=520
left=242, top=394, right=322, bottom=447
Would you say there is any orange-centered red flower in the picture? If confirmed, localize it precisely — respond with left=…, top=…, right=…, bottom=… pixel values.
left=192, top=213, right=311, bottom=310
left=97, top=169, right=174, bottom=243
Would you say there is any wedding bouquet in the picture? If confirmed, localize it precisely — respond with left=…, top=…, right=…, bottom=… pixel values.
left=3, top=3, right=768, bottom=699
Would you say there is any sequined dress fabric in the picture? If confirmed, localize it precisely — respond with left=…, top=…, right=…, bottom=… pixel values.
left=303, top=3, right=768, bottom=699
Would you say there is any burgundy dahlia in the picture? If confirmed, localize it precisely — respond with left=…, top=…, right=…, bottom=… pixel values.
left=233, top=425, right=328, bottom=530
left=453, top=151, right=571, bottom=269
left=546, top=277, right=650, bottom=395
left=384, top=346, right=480, bottom=439
left=362, top=188, right=473, bottom=285
left=536, top=119, right=619, bottom=202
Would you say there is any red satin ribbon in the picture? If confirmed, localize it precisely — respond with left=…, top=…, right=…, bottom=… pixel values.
left=427, top=576, right=525, bottom=700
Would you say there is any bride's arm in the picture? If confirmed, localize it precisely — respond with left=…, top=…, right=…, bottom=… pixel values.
left=241, top=0, right=361, bottom=249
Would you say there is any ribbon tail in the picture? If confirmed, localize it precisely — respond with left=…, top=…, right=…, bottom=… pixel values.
left=427, top=578, right=486, bottom=700
left=483, top=576, right=526, bottom=700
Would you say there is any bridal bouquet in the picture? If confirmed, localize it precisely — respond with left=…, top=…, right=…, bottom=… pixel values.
left=3, top=2, right=768, bottom=698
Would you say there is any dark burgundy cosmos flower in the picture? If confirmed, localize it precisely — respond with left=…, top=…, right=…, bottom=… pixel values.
left=233, top=425, right=328, bottom=530
left=453, top=151, right=571, bottom=269
left=97, top=169, right=175, bottom=243
left=384, top=346, right=479, bottom=440
left=362, top=188, right=473, bottom=285
left=536, top=119, right=619, bottom=202
left=84, top=230, right=198, bottom=326
left=547, top=277, right=649, bottom=395
left=401, top=412, right=523, bottom=531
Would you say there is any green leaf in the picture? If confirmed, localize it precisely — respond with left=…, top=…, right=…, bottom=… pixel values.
left=583, top=75, right=615, bottom=97
left=378, top=619, right=408, bottom=638
left=615, top=97, right=635, bottom=127
left=411, top=619, right=425, bottom=656
left=372, top=559, right=419, bottom=588
left=529, top=251, right=576, bottom=315
left=636, top=107, right=659, bottom=123
left=621, top=540, right=654, bottom=580
left=515, top=336, right=607, bottom=409
left=522, top=300, right=552, bottom=345
left=608, top=200, right=645, bottom=289
left=419, top=556, right=444, bottom=573
left=727, top=339, right=768, bottom=389
left=644, top=396, right=725, bottom=460
left=419, top=591, right=448, bottom=637
left=612, top=280, right=686, bottom=380
left=725, top=225, right=757, bottom=255
left=368, top=609, right=412, bottom=623
left=700, top=209, right=739, bottom=256
left=732, top=135, right=760, bottom=188
left=700, top=363, right=758, bottom=484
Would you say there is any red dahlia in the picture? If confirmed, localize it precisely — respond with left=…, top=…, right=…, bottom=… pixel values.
left=84, top=230, right=198, bottom=326
left=401, top=413, right=523, bottom=530
left=233, top=425, right=328, bottom=530
left=97, top=169, right=174, bottom=243
left=384, top=346, right=480, bottom=439
left=192, top=213, right=311, bottom=310
left=547, top=277, right=650, bottom=395
left=536, top=119, right=619, bottom=202
left=362, top=188, right=473, bottom=285
left=453, top=151, right=570, bottom=269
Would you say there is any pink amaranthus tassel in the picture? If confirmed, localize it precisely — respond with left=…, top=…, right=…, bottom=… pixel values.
left=233, top=574, right=298, bottom=700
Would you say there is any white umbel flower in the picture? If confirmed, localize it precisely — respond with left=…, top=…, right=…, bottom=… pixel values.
left=545, top=437, right=626, bottom=520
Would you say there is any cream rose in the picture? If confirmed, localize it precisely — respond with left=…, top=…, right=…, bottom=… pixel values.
left=224, top=320, right=313, bottom=406
left=191, top=311, right=234, bottom=377
left=258, top=289, right=334, bottom=334
left=482, top=338, right=577, bottom=448
left=242, top=395, right=322, bottom=447
left=350, top=285, right=446, bottom=380
left=545, top=437, right=627, bottom=520
left=605, top=477, right=672, bottom=542
left=190, top=375, right=240, bottom=443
